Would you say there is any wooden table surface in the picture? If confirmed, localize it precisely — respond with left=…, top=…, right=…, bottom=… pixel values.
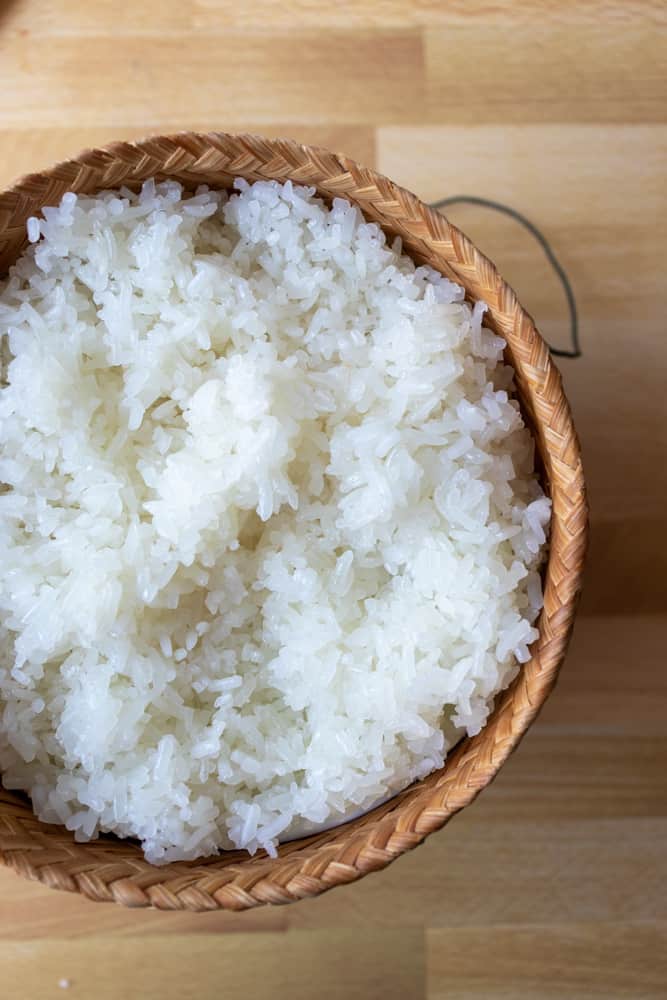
left=1, top=1, right=665, bottom=997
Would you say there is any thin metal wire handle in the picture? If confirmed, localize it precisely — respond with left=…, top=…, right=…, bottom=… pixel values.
left=431, top=196, right=581, bottom=358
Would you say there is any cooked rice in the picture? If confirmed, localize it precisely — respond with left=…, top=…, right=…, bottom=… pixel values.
left=0, top=179, right=550, bottom=862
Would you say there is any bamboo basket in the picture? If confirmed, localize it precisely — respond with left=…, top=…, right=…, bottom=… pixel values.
left=0, top=133, right=587, bottom=911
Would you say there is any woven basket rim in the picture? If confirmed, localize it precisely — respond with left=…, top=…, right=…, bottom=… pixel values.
left=0, top=132, right=587, bottom=911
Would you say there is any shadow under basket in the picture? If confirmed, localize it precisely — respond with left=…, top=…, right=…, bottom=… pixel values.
left=0, top=132, right=587, bottom=911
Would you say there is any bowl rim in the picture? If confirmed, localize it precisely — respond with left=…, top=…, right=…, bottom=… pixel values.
left=0, top=131, right=588, bottom=911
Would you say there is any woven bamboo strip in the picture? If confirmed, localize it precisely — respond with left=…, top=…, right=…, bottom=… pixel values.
left=0, top=133, right=587, bottom=910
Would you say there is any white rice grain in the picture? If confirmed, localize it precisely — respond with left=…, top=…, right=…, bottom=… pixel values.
left=0, top=179, right=550, bottom=863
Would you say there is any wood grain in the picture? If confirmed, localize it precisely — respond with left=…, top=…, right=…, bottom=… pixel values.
left=0, top=928, right=426, bottom=1000
left=425, top=26, right=666, bottom=123
left=0, top=32, right=424, bottom=127
left=3, top=0, right=666, bottom=32
left=0, top=0, right=665, bottom=995
left=427, top=923, right=667, bottom=999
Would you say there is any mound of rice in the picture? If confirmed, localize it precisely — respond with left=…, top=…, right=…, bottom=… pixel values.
left=0, top=179, right=550, bottom=863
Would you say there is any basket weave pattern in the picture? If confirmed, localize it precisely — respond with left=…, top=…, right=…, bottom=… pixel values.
left=0, top=133, right=587, bottom=910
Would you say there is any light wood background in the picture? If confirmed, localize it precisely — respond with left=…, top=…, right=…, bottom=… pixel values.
left=1, top=1, right=666, bottom=997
